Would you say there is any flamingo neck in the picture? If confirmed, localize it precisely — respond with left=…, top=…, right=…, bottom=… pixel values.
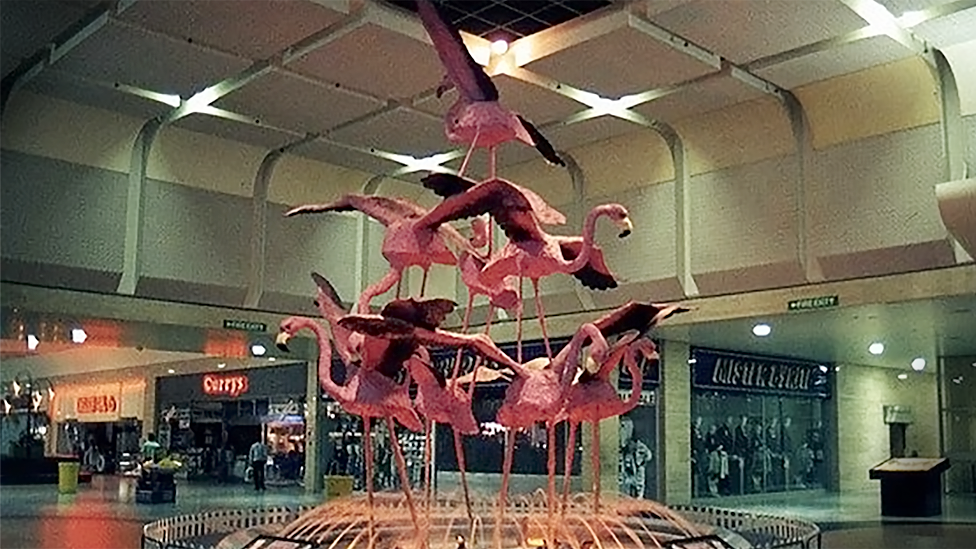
left=409, top=360, right=440, bottom=390
left=623, top=347, right=643, bottom=409
left=567, top=204, right=616, bottom=273
left=558, top=323, right=604, bottom=390
left=297, top=318, right=342, bottom=396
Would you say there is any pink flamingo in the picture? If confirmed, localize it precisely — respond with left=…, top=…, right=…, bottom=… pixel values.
left=561, top=301, right=689, bottom=511
left=416, top=0, right=564, bottom=178
left=494, top=322, right=609, bottom=542
left=286, top=194, right=480, bottom=313
left=407, top=347, right=480, bottom=522
left=561, top=336, right=655, bottom=513
left=275, top=316, right=422, bottom=531
left=421, top=178, right=632, bottom=360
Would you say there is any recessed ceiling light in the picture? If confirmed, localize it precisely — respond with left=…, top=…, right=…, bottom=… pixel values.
left=897, top=373, right=908, bottom=380
left=27, top=334, right=39, bottom=351
left=868, top=342, right=885, bottom=355
left=167, top=368, right=175, bottom=374
left=835, top=366, right=841, bottom=372
left=752, top=323, right=771, bottom=337
left=251, top=343, right=267, bottom=356
left=268, top=357, right=276, bottom=362
left=71, top=328, right=87, bottom=344
left=911, top=357, right=926, bottom=371
left=217, top=363, right=226, bottom=369
left=490, top=39, right=509, bottom=55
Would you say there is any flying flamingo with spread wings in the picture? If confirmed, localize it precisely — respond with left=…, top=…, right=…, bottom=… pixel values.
left=493, top=322, right=609, bottom=544
left=416, top=0, right=564, bottom=178
left=286, top=194, right=480, bottom=313
left=561, top=301, right=689, bottom=512
left=421, top=178, right=632, bottom=361
left=276, top=316, right=423, bottom=531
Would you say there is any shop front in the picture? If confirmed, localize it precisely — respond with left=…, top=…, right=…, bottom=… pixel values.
left=52, top=380, right=146, bottom=473
left=690, top=348, right=831, bottom=498
left=154, top=362, right=307, bottom=484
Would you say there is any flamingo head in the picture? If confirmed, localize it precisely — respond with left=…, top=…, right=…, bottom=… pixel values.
left=604, top=204, right=633, bottom=238
left=276, top=317, right=307, bottom=351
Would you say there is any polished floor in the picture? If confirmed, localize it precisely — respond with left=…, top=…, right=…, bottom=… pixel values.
left=1, top=475, right=974, bottom=548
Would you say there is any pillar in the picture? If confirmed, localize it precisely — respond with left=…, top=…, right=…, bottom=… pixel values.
left=660, top=339, right=691, bottom=504
left=304, top=359, right=327, bottom=493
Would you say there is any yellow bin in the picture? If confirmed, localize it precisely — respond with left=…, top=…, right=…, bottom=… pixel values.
left=58, top=461, right=80, bottom=494
left=324, top=475, right=353, bottom=500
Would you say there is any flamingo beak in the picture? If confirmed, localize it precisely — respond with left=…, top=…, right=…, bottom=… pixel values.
left=617, top=217, right=633, bottom=238
left=275, top=332, right=292, bottom=352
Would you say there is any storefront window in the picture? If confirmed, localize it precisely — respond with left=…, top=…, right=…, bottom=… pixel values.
left=690, top=348, right=829, bottom=498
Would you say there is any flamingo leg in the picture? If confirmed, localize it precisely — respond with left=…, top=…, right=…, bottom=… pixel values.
left=425, top=419, right=433, bottom=514
left=532, top=278, right=552, bottom=359
left=561, top=421, right=578, bottom=513
left=497, top=429, right=516, bottom=549
left=546, top=422, right=556, bottom=546
left=453, top=427, right=473, bottom=523
left=386, top=416, right=420, bottom=532
left=592, top=420, right=601, bottom=513
left=420, top=267, right=429, bottom=298
left=516, top=275, right=524, bottom=363
left=359, top=269, right=401, bottom=314
left=450, top=294, right=475, bottom=390
left=465, top=304, right=493, bottom=399
left=488, top=145, right=497, bottom=179
left=363, top=417, right=375, bottom=512
left=457, top=127, right=481, bottom=178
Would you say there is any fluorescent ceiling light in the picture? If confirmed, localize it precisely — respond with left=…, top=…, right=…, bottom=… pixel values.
left=752, top=323, right=771, bottom=337
left=167, top=368, right=175, bottom=374
left=868, top=342, right=885, bottom=355
left=897, top=373, right=908, bottom=380
left=27, top=334, right=39, bottom=351
left=71, top=328, right=87, bottom=344
left=217, top=363, right=226, bottom=369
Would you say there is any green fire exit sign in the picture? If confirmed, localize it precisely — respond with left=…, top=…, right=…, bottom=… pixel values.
left=787, top=295, right=839, bottom=311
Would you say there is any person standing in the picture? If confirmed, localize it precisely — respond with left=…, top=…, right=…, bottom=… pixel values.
left=249, top=438, right=268, bottom=491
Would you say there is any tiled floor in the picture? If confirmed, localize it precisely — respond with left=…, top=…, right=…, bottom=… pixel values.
left=1, top=476, right=975, bottom=548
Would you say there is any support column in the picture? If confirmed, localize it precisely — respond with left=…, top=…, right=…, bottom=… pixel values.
left=117, top=118, right=163, bottom=295
left=304, top=359, right=327, bottom=494
left=142, top=374, right=157, bottom=439
left=660, top=340, right=691, bottom=504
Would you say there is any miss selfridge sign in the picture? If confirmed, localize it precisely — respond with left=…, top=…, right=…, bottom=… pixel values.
left=692, top=348, right=829, bottom=397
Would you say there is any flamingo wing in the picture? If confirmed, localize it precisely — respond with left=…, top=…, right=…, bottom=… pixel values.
left=381, top=298, right=456, bottom=330
left=516, top=115, right=565, bottom=167
left=419, top=178, right=546, bottom=243
left=311, top=272, right=350, bottom=313
left=338, top=315, right=416, bottom=338
left=286, top=194, right=425, bottom=226
left=558, top=239, right=618, bottom=290
left=421, top=172, right=477, bottom=198
left=594, top=301, right=690, bottom=339
left=416, top=0, right=498, bottom=103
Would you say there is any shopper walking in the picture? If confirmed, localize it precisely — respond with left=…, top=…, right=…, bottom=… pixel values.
left=249, top=438, right=268, bottom=491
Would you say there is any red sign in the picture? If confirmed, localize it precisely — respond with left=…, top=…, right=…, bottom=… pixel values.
left=203, top=374, right=249, bottom=397
left=76, top=395, right=118, bottom=415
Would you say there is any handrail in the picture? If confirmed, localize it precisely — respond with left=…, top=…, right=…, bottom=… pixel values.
left=143, top=503, right=820, bottom=549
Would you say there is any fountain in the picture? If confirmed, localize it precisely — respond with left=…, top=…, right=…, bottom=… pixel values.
left=142, top=3, right=821, bottom=549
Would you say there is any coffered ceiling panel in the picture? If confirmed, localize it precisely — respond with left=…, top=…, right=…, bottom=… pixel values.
left=0, top=0, right=91, bottom=79
left=119, top=0, right=347, bottom=60
left=634, top=75, right=765, bottom=124
left=650, top=0, right=867, bottom=64
left=756, top=34, right=912, bottom=90
left=526, top=26, right=716, bottom=98
left=173, top=115, right=298, bottom=152
left=910, top=7, right=976, bottom=49
left=214, top=69, right=385, bottom=135
left=25, top=71, right=172, bottom=121
left=288, top=23, right=444, bottom=100
left=329, top=107, right=449, bottom=158
left=291, top=139, right=403, bottom=175
left=50, top=20, right=251, bottom=98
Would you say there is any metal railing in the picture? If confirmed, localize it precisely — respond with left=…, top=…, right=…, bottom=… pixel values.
left=143, top=503, right=820, bottom=549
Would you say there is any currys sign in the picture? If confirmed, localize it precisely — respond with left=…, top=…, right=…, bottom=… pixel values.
left=202, top=374, right=249, bottom=397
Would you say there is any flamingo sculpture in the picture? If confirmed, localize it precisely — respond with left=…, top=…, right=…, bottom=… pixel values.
left=407, top=346, right=480, bottom=522
left=561, top=335, right=655, bottom=513
left=561, top=301, right=689, bottom=512
left=421, top=177, right=632, bottom=360
left=494, top=322, right=610, bottom=545
left=286, top=194, right=481, bottom=313
left=276, top=316, right=422, bottom=531
left=415, top=0, right=564, bottom=177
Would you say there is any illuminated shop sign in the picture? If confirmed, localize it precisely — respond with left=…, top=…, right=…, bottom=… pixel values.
left=692, top=348, right=829, bottom=398
left=76, top=395, right=118, bottom=415
left=202, top=374, right=249, bottom=397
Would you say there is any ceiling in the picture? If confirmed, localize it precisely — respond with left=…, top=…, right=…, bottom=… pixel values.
left=3, top=0, right=975, bottom=178
left=1, top=0, right=975, bottom=377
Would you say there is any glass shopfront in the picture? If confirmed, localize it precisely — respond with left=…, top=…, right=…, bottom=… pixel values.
left=155, top=362, right=307, bottom=484
left=617, top=348, right=659, bottom=500
left=691, top=348, right=830, bottom=498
